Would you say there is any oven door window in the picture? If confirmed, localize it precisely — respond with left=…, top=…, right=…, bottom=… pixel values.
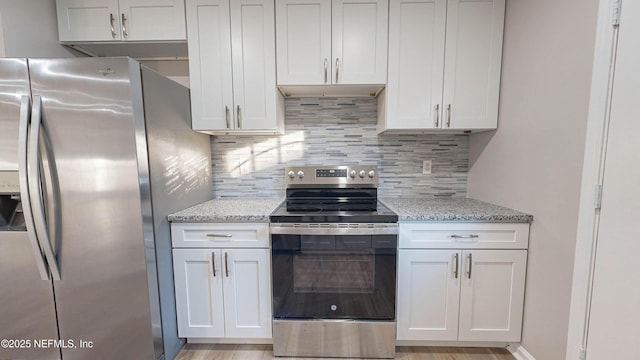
left=272, top=234, right=396, bottom=320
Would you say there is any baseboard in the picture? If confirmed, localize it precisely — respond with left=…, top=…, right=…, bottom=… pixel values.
left=508, top=344, right=536, bottom=360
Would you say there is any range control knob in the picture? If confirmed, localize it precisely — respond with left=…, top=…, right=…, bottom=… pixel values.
left=288, top=170, right=296, bottom=179
left=368, top=170, right=376, bottom=178
left=359, top=170, right=366, bottom=178
left=349, top=170, right=356, bottom=178
left=297, top=170, right=305, bottom=179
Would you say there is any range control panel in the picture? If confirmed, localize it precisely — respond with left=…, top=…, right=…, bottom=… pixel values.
left=284, top=166, right=378, bottom=187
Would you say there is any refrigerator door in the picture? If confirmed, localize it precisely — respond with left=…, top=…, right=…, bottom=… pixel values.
left=0, top=58, right=30, bottom=191
left=0, top=232, right=61, bottom=360
left=0, top=58, right=60, bottom=360
left=27, top=58, right=158, bottom=360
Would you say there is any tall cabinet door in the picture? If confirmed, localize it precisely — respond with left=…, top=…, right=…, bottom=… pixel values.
left=222, top=249, right=272, bottom=338
left=332, top=0, right=388, bottom=84
left=119, top=0, right=186, bottom=40
left=186, top=0, right=234, bottom=131
left=230, top=0, right=278, bottom=131
left=56, top=0, right=121, bottom=41
left=275, top=0, right=331, bottom=85
left=442, top=0, right=505, bottom=130
left=458, top=250, right=527, bottom=342
left=386, top=0, right=447, bottom=130
left=397, top=250, right=461, bottom=341
left=173, top=249, right=225, bottom=338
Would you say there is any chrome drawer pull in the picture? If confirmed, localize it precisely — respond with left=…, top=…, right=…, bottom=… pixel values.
left=206, top=234, right=233, bottom=238
left=450, top=234, right=479, bottom=239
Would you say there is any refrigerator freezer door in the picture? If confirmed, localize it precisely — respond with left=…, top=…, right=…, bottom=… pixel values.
left=27, top=58, right=157, bottom=360
left=0, top=232, right=60, bottom=360
left=0, top=59, right=30, bottom=194
left=0, top=58, right=60, bottom=360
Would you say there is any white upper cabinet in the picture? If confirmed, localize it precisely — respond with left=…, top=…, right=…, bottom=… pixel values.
left=187, top=0, right=284, bottom=134
left=379, top=0, right=505, bottom=133
left=331, top=0, right=388, bottom=84
left=56, top=0, right=186, bottom=42
left=275, top=0, right=331, bottom=85
left=275, top=0, right=388, bottom=86
left=385, top=0, right=446, bottom=130
left=443, top=0, right=505, bottom=130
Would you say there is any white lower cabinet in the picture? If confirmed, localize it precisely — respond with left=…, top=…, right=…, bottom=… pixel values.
left=172, top=247, right=272, bottom=339
left=397, top=223, right=528, bottom=343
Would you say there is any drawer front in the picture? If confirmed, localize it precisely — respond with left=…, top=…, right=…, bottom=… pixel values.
left=399, top=222, right=529, bottom=249
left=171, top=223, right=269, bottom=248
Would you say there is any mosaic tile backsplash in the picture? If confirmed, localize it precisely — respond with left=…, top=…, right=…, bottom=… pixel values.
left=211, top=97, right=469, bottom=198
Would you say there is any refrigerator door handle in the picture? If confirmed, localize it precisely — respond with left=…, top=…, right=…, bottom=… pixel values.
left=28, top=96, right=61, bottom=281
left=18, top=96, right=50, bottom=281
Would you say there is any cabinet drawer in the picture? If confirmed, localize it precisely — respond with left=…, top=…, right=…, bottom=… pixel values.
left=399, top=222, right=529, bottom=249
left=171, top=223, right=269, bottom=248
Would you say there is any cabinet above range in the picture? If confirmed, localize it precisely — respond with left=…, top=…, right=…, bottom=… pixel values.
left=275, top=0, right=389, bottom=97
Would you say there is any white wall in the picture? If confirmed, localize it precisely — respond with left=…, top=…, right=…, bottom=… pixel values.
left=0, top=0, right=72, bottom=58
left=467, top=0, right=598, bottom=359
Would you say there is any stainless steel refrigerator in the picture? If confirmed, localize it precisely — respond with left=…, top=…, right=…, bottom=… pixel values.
left=0, top=58, right=211, bottom=360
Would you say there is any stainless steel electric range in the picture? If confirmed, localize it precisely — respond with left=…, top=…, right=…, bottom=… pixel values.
left=270, top=166, right=398, bottom=359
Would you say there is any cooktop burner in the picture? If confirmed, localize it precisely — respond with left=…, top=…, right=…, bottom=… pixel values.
left=270, top=166, right=398, bottom=223
left=270, top=200, right=398, bottom=223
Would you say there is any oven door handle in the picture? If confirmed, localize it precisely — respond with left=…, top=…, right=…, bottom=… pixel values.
left=269, top=224, right=398, bottom=235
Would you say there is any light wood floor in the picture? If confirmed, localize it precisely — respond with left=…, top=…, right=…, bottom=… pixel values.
left=174, top=344, right=515, bottom=360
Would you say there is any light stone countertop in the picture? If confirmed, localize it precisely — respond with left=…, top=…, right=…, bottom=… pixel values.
left=167, top=198, right=284, bottom=222
left=379, top=197, right=533, bottom=223
left=168, top=197, right=532, bottom=223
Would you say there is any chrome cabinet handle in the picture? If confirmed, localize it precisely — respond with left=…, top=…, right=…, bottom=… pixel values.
left=110, top=13, right=117, bottom=38
left=236, top=105, right=241, bottom=129
left=18, top=96, right=50, bottom=281
left=29, top=96, right=61, bottom=281
left=335, top=58, right=339, bottom=83
left=237, top=105, right=241, bottom=128
left=211, top=252, right=217, bottom=277
left=225, top=106, right=230, bottom=129
left=224, top=252, right=229, bottom=277
left=446, top=104, right=451, bottom=128
left=121, top=13, right=128, bottom=39
left=454, top=253, right=459, bottom=279
left=467, top=253, right=473, bottom=279
left=434, top=104, right=440, bottom=127
left=206, top=233, right=232, bottom=238
left=324, top=58, right=328, bottom=84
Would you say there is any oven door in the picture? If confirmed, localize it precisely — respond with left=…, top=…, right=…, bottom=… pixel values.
left=271, top=224, right=397, bottom=320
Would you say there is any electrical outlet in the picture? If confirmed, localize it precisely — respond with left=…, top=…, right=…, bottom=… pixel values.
left=422, top=160, right=432, bottom=174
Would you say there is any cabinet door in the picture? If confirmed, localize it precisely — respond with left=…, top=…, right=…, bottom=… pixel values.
left=442, top=0, right=505, bottom=130
left=186, top=0, right=234, bottom=131
left=275, top=0, right=331, bottom=85
left=119, top=0, right=186, bottom=41
left=222, top=249, right=272, bottom=338
left=458, top=250, right=527, bottom=342
left=332, top=0, right=388, bottom=84
left=57, top=0, right=121, bottom=41
left=397, top=250, right=461, bottom=341
left=385, top=0, right=446, bottom=130
left=173, top=249, right=225, bottom=338
left=230, top=0, right=279, bottom=131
